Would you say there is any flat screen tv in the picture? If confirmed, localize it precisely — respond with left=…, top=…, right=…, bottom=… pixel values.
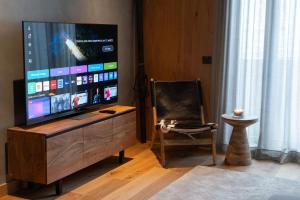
left=22, top=21, right=118, bottom=125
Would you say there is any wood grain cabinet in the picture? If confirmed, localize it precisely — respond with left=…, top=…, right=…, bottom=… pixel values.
left=47, top=128, right=84, bottom=184
left=7, top=106, right=136, bottom=194
left=113, top=111, right=137, bottom=150
left=83, top=119, right=114, bottom=167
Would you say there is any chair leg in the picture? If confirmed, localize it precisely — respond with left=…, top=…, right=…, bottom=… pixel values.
left=150, top=129, right=156, bottom=149
left=212, top=130, right=217, bottom=165
left=159, top=130, right=166, bottom=167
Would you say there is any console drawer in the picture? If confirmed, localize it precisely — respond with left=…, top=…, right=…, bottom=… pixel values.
left=113, top=111, right=137, bottom=150
left=47, top=128, right=84, bottom=184
left=83, top=119, right=114, bottom=166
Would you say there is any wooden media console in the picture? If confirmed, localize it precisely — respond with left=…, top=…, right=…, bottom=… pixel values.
left=7, top=105, right=137, bottom=194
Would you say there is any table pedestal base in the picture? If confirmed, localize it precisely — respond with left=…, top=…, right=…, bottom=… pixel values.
left=225, top=126, right=251, bottom=166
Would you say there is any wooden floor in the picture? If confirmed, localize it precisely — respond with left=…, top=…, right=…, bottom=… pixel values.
left=1, top=142, right=300, bottom=200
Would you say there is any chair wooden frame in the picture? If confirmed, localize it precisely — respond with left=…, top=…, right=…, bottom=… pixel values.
left=150, top=79, right=217, bottom=167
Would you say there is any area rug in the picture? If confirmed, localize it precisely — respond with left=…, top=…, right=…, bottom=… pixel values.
left=150, top=166, right=300, bottom=200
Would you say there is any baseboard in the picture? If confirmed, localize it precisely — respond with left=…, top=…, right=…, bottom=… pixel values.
left=0, top=181, right=19, bottom=197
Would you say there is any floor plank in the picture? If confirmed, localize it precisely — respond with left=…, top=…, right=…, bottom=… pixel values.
left=129, top=168, right=189, bottom=200
left=1, top=142, right=300, bottom=200
left=101, top=167, right=167, bottom=200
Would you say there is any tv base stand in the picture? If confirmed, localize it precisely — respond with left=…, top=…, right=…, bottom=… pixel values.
left=7, top=105, right=137, bottom=195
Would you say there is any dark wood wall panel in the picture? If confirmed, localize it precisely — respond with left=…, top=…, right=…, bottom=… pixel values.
left=144, top=0, right=213, bottom=137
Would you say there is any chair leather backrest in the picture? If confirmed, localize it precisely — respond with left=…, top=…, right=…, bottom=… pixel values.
left=151, top=80, right=203, bottom=122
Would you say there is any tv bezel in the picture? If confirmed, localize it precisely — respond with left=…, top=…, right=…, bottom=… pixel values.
left=22, top=21, right=118, bottom=126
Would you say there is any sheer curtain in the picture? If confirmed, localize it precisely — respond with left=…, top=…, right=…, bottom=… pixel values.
left=213, top=0, right=300, bottom=163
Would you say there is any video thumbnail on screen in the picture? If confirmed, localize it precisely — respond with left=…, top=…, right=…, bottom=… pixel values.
left=104, top=85, right=117, bottom=100
left=28, top=97, right=51, bottom=119
left=51, top=93, right=71, bottom=113
left=71, top=92, right=88, bottom=109
left=90, top=87, right=101, bottom=104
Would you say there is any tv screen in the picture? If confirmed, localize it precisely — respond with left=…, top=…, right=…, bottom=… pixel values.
left=23, top=21, right=118, bottom=125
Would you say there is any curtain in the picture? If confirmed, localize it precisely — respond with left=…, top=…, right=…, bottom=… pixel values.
left=213, top=0, right=300, bottom=163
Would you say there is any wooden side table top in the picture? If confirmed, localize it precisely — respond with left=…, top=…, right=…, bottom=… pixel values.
left=222, top=114, right=258, bottom=127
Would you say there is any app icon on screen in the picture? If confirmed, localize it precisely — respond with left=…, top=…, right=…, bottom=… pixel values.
left=114, top=71, right=117, bottom=79
left=28, top=82, right=36, bottom=94
left=64, top=78, right=70, bottom=86
left=104, top=73, right=108, bottom=81
left=50, top=80, right=57, bottom=90
left=99, top=73, right=104, bottom=82
left=82, top=76, right=88, bottom=85
left=94, top=74, right=99, bottom=82
left=43, top=81, right=50, bottom=91
left=36, top=82, right=42, bottom=92
left=57, top=79, right=64, bottom=89
left=76, top=76, right=82, bottom=86
left=88, top=75, right=93, bottom=84
left=109, top=72, right=114, bottom=80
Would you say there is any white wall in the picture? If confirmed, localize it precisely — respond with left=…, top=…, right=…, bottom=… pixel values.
left=0, top=0, right=135, bottom=184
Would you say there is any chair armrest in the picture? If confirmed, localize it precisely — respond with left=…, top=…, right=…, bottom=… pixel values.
left=205, top=123, right=218, bottom=129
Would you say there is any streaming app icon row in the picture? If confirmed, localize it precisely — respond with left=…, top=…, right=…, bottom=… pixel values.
left=27, top=79, right=69, bottom=95
left=75, top=71, right=117, bottom=86
left=27, top=71, right=118, bottom=95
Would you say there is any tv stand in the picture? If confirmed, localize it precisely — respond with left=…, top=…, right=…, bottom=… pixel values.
left=7, top=105, right=136, bottom=195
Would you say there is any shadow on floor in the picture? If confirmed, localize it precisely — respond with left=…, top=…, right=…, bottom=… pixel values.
left=11, top=156, right=133, bottom=200
left=151, top=145, right=222, bottom=168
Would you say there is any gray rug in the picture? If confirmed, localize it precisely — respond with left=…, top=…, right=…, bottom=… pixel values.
left=150, top=166, right=300, bottom=200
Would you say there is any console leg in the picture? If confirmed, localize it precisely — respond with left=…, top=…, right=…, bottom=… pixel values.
left=27, top=181, right=34, bottom=190
left=55, top=180, right=63, bottom=195
left=119, top=150, right=124, bottom=164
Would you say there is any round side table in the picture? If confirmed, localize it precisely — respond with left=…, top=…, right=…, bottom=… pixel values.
left=222, top=114, right=258, bottom=166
